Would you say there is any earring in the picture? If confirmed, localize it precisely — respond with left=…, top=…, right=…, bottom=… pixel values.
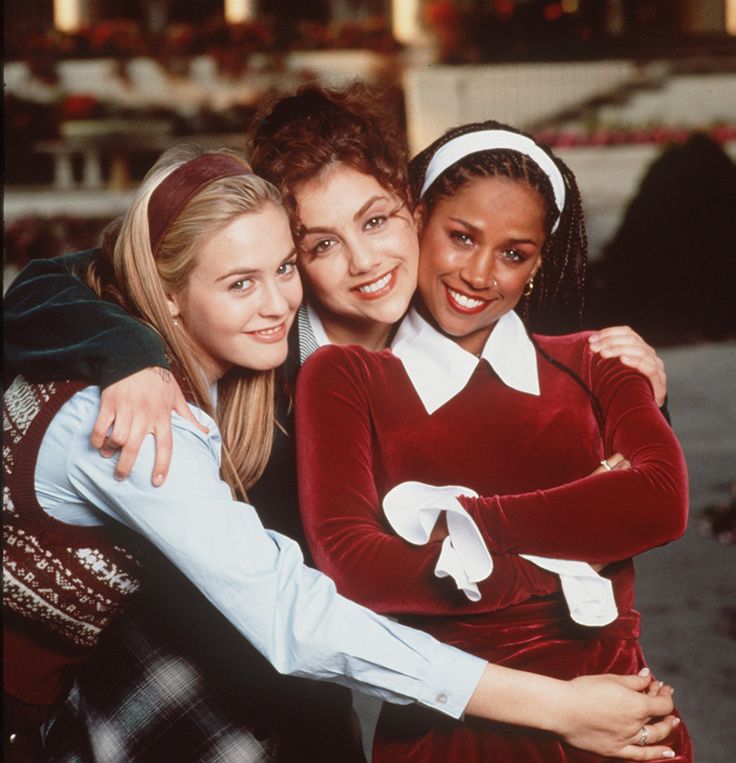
left=173, top=317, right=179, bottom=327
left=523, top=277, right=535, bottom=298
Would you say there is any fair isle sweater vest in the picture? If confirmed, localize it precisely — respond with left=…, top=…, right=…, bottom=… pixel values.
left=3, top=376, right=147, bottom=705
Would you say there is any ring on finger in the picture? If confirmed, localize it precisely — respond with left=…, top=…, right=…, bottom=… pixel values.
left=600, top=459, right=613, bottom=471
left=638, top=725, right=649, bottom=746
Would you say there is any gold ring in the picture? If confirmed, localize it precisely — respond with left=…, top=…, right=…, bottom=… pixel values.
left=600, top=459, right=612, bottom=471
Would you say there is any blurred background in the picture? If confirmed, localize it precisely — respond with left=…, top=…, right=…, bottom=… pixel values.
left=4, top=2, right=736, bottom=760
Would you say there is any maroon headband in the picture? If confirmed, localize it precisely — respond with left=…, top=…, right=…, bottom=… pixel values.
left=148, top=154, right=253, bottom=255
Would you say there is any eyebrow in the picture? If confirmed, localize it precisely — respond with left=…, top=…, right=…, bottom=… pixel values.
left=215, top=247, right=297, bottom=282
left=353, top=194, right=390, bottom=222
left=300, top=195, right=390, bottom=236
left=448, top=216, right=482, bottom=235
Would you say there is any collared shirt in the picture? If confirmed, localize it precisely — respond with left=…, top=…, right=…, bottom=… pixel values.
left=35, top=386, right=486, bottom=719
left=391, top=308, right=539, bottom=414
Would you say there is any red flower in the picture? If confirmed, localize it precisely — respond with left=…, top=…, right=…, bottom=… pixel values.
left=425, top=1, right=462, bottom=28
left=60, top=94, right=100, bottom=121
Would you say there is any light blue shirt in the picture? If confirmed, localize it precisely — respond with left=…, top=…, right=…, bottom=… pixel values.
left=35, top=385, right=486, bottom=718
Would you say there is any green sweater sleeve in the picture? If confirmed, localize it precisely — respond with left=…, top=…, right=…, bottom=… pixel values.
left=4, top=249, right=169, bottom=388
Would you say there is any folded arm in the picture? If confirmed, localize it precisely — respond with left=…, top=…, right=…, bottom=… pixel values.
left=460, top=349, right=688, bottom=563
left=296, top=347, right=559, bottom=616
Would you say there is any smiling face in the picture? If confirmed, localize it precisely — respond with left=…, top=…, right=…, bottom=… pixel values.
left=294, top=164, right=419, bottom=349
left=416, top=175, right=546, bottom=356
left=168, top=203, right=303, bottom=381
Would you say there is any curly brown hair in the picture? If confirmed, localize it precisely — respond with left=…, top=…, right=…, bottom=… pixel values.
left=248, top=83, right=410, bottom=239
left=409, top=120, right=588, bottom=335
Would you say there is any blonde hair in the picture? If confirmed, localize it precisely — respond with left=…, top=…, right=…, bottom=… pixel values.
left=87, top=144, right=285, bottom=497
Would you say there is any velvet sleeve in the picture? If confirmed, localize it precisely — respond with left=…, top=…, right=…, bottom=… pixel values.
left=296, top=346, right=559, bottom=617
left=4, top=250, right=169, bottom=388
left=460, top=347, right=688, bottom=564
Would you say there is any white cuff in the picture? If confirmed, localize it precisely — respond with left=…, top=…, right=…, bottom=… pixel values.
left=383, top=481, right=491, bottom=601
left=520, top=555, right=618, bottom=626
left=383, top=481, right=618, bottom=625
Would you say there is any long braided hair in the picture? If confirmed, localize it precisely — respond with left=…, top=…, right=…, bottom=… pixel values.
left=409, top=120, right=588, bottom=335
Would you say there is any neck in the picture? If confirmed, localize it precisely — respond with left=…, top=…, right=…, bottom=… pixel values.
left=315, top=305, right=394, bottom=352
left=414, top=298, right=498, bottom=357
left=192, top=352, right=227, bottom=389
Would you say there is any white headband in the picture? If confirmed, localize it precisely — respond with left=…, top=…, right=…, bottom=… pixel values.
left=419, top=129, right=566, bottom=233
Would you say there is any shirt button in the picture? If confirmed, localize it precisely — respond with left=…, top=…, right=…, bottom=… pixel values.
left=436, top=692, right=448, bottom=704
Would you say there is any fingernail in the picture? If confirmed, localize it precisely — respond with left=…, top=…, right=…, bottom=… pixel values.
left=153, top=474, right=164, bottom=487
left=114, top=474, right=126, bottom=482
left=662, top=751, right=675, bottom=759
left=638, top=667, right=651, bottom=677
left=672, top=717, right=681, bottom=727
left=658, top=680, right=664, bottom=689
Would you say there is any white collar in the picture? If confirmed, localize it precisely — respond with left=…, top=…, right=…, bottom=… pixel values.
left=391, top=308, right=539, bottom=414
left=305, top=302, right=332, bottom=348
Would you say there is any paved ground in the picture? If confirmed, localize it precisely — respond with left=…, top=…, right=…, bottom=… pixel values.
left=635, top=341, right=736, bottom=762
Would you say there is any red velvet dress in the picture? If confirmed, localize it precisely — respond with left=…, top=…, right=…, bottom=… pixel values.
left=296, top=329, right=691, bottom=762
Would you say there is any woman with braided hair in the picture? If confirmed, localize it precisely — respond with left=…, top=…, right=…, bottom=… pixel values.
left=295, top=120, right=692, bottom=761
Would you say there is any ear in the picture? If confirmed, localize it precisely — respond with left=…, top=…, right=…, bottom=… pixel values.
left=531, top=256, right=543, bottom=278
left=413, top=203, right=426, bottom=236
left=166, top=292, right=181, bottom=321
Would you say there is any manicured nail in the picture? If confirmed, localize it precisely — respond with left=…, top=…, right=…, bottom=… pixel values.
left=662, top=751, right=675, bottom=759
left=672, top=717, right=681, bottom=727
left=638, top=667, right=651, bottom=677
left=114, top=473, right=126, bottom=482
left=153, top=474, right=164, bottom=487
left=658, top=680, right=665, bottom=689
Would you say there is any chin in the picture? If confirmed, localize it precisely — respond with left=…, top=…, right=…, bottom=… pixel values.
left=238, top=346, right=289, bottom=372
left=370, top=294, right=413, bottom=324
